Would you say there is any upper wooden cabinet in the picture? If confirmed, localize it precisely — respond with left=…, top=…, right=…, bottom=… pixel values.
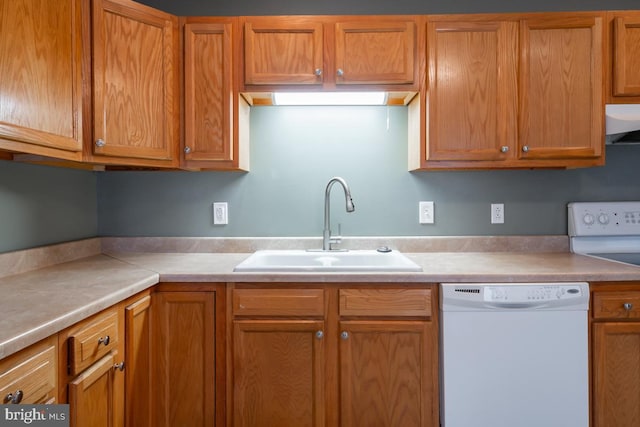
left=241, top=16, right=418, bottom=90
left=182, top=17, right=249, bottom=170
left=608, top=11, right=640, bottom=102
left=88, top=0, right=179, bottom=167
left=0, top=0, right=85, bottom=161
left=416, top=12, right=605, bottom=170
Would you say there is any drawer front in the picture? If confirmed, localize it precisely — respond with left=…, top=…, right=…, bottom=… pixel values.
left=593, top=292, right=640, bottom=319
left=69, top=311, right=118, bottom=375
left=232, top=288, right=324, bottom=317
left=339, top=288, right=432, bottom=317
left=0, top=339, right=57, bottom=404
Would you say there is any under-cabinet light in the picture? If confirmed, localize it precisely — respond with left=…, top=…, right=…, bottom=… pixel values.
left=272, top=92, right=388, bottom=106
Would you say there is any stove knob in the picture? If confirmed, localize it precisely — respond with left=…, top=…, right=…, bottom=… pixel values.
left=598, top=213, right=610, bottom=225
left=583, top=213, right=595, bottom=226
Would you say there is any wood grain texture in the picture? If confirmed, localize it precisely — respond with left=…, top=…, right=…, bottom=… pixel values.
left=426, top=19, right=517, bottom=162
left=335, top=20, right=415, bottom=84
left=593, top=322, right=640, bottom=427
left=339, top=320, right=433, bottom=427
left=613, top=15, right=640, bottom=96
left=233, top=320, right=325, bottom=427
left=593, top=291, right=640, bottom=319
left=69, top=311, right=119, bottom=377
left=339, top=288, right=431, bottom=317
left=153, top=291, right=216, bottom=427
left=233, top=288, right=325, bottom=317
left=519, top=15, right=603, bottom=160
left=69, top=352, right=116, bottom=427
left=0, top=336, right=57, bottom=404
left=244, top=17, right=324, bottom=85
left=124, top=295, right=151, bottom=427
left=91, top=0, right=178, bottom=165
left=0, top=0, right=83, bottom=153
left=183, top=19, right=234, bottom=166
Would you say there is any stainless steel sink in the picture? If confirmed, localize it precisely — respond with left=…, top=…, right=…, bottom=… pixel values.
left=233, top=249, right=423, bottom=272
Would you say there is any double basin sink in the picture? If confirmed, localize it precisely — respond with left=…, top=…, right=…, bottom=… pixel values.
left=233, top=249, right=423, bottom=273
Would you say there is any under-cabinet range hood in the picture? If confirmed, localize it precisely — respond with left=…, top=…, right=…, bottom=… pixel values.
left=606, top=104, right=640, bottom=144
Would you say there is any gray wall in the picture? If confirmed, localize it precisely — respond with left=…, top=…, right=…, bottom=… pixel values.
left=97, top=107, right=640, bottom=238
left=0, top=160, right=97, bottom=253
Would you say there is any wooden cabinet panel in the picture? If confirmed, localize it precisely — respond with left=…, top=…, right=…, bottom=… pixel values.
left=153, top=291, right=217, bottom=427
left=69, top=352, right=117, bottom=427
left=592, top=322, right=640, bottom=427
left=335, top=20, right=415, bottom=85
left=426, top=19, right=517, bottom=162
left=232, top=320, right=325, bottom=427
left=339, top=288, right=431, bottom=317
left=0, top=336, right=57, bottom=405
left=124, top=295, right=152, bottom=427
left=593, top=291, right=640, bottom=319
left=69, top=311, right=119, bottom=376
left=519, top=15, right=603, bottom=161
left=0, top=0, right=84, bottom=159
left=339, top=320, right=434, bottom=427
left=612, top=14, right=640, bottom=97
left=243, top=17, right=324, bottom=86
left=91, top=0, right=178, bottom=166
left=183, top=19, right=235, bottom=167
left=232, top=288, right=325, bottom=317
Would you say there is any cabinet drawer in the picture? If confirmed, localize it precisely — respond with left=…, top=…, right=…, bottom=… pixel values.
left=69, top=310, right=118, bottom=376
left=232, top=288, right=324, bottom=317
left=593, top=292, right=640, bottom=319
left=0, top=337, right=57, bottom=404
left=339, top=289, right=432, bottom=317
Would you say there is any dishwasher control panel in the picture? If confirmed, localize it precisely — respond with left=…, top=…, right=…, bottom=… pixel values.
left=441, top=282, right=590, bottom=311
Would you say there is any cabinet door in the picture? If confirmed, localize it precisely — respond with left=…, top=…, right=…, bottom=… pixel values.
left=339, top=320, right=435, bottom=427
left=612, top=15, right=640, bottom=97
left=335, top=20, right=415, bottom=85
left=91, top=0, right=178, bottom=165
left=153, top=292, right=216, bottom=427
left=69, top=353, right=117, bottom=427
left=519, top=15, right=603, bottom=161
left=593, top=322, right=640, bottom=427
left=243, top=17, right=324, bottom=85
left=0, top=0, right=83, bottom=158
left=183, top=19, right=235, bottom=166
left=124, top=295, right=151, bottom=427
left=426, top=20, right=518, bottom=162
left=233, top=320, right=325, bottom=427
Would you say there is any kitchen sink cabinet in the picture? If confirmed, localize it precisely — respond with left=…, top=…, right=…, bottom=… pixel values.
left=182, top=17, right=249, bottom=171
left=415, top=12, right=605, bottom=170
left=241, top=16, right=418, bottom=91
left=607, top=11, right=640, bottom=103
left=152, top=286, right=224, bottom=427
left=88, top=0, right=180, bottom=168
left=0, top=0, right=85, bottom=161
left=591, top=284, right=640, bottom=427
left=0, top=335, right=58, bottom=405
left=229, top=284, right=438, bottom=427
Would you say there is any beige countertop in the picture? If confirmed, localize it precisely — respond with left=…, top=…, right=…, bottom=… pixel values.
left=2, top=236, right=640, bottom=360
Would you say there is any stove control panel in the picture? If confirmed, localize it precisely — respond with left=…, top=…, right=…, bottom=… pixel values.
left=569, top=202, right=640, bottom=236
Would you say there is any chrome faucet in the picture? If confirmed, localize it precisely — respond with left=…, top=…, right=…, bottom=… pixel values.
left=322, top=177, right=355, bottom=251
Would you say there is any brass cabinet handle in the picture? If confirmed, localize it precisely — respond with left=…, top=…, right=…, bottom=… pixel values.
left=98, top=335, right=110, bottom=346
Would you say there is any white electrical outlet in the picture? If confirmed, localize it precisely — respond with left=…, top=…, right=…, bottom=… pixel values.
left=419, top=201, right=435, bottom=224
left=213, top=202, right=228, bottom=225
left=491, top=203, right=504, bottom=224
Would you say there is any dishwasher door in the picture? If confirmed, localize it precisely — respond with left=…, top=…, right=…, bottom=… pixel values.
left=440, top=283, right=589, bottom=427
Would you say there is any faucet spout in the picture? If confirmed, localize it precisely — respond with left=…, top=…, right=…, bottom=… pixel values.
left=323, top=177, right=355, bottom=251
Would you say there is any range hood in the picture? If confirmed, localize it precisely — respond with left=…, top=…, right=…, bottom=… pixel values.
left=606, top=104, right=640, bottom=144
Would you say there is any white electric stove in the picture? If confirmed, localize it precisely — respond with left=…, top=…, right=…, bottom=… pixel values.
left=569, top=201, right=640, bottom=266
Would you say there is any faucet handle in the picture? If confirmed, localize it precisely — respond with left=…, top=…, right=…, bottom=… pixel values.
left=329, top=224, right=343, bottom=250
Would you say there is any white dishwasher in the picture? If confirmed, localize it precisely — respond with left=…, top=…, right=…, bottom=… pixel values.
left=440, top=282, right=589, bottom=427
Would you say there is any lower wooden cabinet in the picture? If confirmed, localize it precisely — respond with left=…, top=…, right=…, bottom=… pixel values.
left=69, top=352, right=119, bottom=427
left=152, top=285, right=224, bottom=427
left=124, top=295, right=152, bottom=427
left=229, top=284, right=439, bottom=427
left=591, top=284, right=640, bottom=427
